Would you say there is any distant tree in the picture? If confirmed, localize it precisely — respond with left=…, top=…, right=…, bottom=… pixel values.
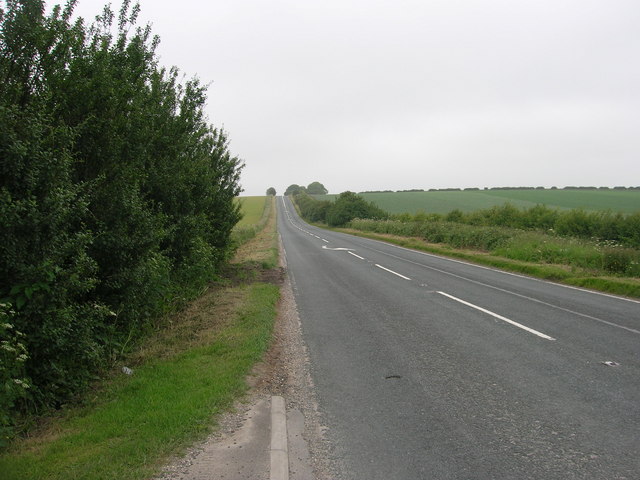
left=325, top=191, right=387, bottom=227
left=285, top=184, right=306, bottom=195
left=307, top=181, right=328, bottom=195
left=266, top=187, right=276, bottom=196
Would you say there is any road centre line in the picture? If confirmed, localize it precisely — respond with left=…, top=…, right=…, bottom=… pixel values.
left=375, top=264, right=411, bottom=280
left=348, top=251, right=365, bottom=260
left=363, top=245, right=640, bottom=335
left=437, top=291, right=556, bottom=341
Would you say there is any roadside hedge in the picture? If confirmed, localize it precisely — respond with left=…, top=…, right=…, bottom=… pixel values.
left=400, top=204, right=640, bottom=249
left=0, top=0, right=243, bottom=433
left=294, top=191, right=387, bottom=226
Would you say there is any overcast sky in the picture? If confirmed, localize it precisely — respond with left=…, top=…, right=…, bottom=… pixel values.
left=62, top=0, right=640, bottom=195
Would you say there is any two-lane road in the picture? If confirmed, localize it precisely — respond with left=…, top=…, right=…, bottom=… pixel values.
left=277, top=196, right=640, bottom=479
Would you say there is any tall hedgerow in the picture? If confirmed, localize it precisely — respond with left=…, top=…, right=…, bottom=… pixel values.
left=393, top=204, right=640, bottom=249
left=0, top=0, right=243, bottom=430
left=294, top=191, right=387, bottom=226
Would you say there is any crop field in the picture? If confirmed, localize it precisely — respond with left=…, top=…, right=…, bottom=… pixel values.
left=315, top=189, right=640, bottom=214
left=236, top=196, right=268, bottom=226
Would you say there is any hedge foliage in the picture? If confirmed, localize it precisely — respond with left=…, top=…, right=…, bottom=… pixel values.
left=395, top=204, right=640, bottom=248
left=294, top=191, right=387, bottom=226
left=0, top=0, right=243, bottom=431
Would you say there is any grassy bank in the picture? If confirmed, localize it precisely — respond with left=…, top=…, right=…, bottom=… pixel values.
left=236, top=196, right=270, bottom=227
left=0, top=198, right=280, bottom=479
left=233, top=197, right=279, bottom=270
left=233, top=196, right=272, bottom=245
left=337, top=224, right=640, bottom=298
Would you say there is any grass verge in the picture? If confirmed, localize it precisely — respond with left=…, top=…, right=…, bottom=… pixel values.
left=0, top=197, right=280, bottom=480
left=334, top=228, right=640, bottom=298
left=233, top=196, right=273, bottom=246
left=233, top=196, right=279, bottom=270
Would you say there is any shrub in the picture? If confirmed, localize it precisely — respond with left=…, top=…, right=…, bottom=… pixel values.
left=295, top=192, right=332, bottom=222
left=0, top=1, right=243, bottom=423
left=602, top=247, right=640, bottom=275
left=0, top=304, right=29, bottom=446
left=555, top=209, right=595, bottom=238
left=325, top=191, right=387, bottom=227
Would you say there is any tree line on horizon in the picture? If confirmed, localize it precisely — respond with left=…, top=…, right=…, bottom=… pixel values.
left=0, top=0, right=243, bottom=437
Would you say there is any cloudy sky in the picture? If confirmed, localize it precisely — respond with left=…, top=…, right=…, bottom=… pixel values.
left=64, top=0, right=639, bottom=195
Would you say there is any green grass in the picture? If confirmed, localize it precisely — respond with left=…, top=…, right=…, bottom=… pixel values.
left=236, top=196, right=269, bottom=227
left=0, top=282, right=280, bottom=480
left=315, top=189, right=640, bottom=214
left=335, top=226, right=640, bottom=298
left=482, top=189, right=640, bottom=213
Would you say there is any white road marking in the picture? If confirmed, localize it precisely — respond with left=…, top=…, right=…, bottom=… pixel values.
left=437, top=291, right=556, bottom=341
left=322, top=246, right=351, bottom=251
left=368, top=241, right=640, bottom=305
left=322, top=238, right=329, bottom=243
left=375, top=264, right=411, bottom=280
left=348, top=252, right=365, bottom=260
left=365, top=246, right=640, bottom=335
left=280, top=198, right=635, bottom=337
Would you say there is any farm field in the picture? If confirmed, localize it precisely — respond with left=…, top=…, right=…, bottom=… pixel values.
left=236, top=196, right=268, bottom=226
left=314, top=189, right=640, bottom=214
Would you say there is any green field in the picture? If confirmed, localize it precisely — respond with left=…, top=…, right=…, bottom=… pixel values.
left=236, top=196, right=268, bottom=226
left=315, top=189, right=640, bottom=214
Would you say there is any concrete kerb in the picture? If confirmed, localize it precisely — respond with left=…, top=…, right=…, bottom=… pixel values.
left=270, top=396, right=289, bottom=480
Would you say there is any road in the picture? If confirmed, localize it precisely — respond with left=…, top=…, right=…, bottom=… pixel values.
left=277, top=196, right=640, bottom=480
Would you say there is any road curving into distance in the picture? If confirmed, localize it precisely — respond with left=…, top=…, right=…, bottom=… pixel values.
left=277, top=196, right=640, bottom=480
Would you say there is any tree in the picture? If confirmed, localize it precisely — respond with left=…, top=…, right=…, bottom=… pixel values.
left=325, top=191, right=387, bottom=227
left=266, top=187, right=276, bottom=196
left=285, top=184, right=306, bottom=195
left=0, top=0, right=244, bottom=419
left=307, top=181, right=328, bottom=195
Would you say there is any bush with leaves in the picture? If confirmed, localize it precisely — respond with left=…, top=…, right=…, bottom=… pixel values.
left=325, top=191, right=388, bottom=227
left=0, top=0, right=243, bottom=423
left=294, top=192, right=331, bottom=222
left=0, top=303, right=29, bottom=446
left=285, top=184, right=306, bottom=195
left=306, top=181, right=328, bottom=195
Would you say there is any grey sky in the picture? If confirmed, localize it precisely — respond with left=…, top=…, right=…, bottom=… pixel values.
left=66, top=0, right=639, bottom=195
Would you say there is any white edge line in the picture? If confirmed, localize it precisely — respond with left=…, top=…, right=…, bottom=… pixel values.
left=348, top=251, right=365, bottom=260
left=367, top=245, right=640, bottom=335
left=375, top=264, right=411, bottom=280
left=437, top=291, right=556, bottom=341
left=371, top=239, right=640, bottom=305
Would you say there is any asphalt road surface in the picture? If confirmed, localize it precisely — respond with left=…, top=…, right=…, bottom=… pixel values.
left=277, top=196, right=640, bottom=480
